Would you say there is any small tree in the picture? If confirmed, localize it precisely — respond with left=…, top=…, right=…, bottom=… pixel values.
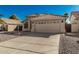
left=64, top=13, right=68, bottom=17
left=9, top=14, right=19, bottom=20
left=64, top=13, right=68, bottom=22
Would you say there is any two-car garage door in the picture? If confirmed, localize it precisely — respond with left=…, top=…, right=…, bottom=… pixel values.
left=31, top=23, right=62, bottom=33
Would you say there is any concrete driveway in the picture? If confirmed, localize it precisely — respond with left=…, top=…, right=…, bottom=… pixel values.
left=0, top=33, right=60, bottom=54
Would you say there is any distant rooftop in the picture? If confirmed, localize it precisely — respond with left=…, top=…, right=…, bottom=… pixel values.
left=71, top=11, right=79, bottom=16
left=71, top=11, right=79, bottom=20
left=28, top=13, right=65, bottom=16
left=0, top=18, right=22, bottom=25
left=72, top=11, right=79, bottom=13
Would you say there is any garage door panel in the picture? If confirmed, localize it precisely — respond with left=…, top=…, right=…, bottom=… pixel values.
left=34, top=23, right=60, bottom=33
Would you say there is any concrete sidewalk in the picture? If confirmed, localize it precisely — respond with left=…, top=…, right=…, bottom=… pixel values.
left=0, top=34, right=60, bottom=54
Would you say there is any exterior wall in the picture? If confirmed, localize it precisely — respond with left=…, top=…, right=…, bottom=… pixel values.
left=60, top=23, right=65, bottom=33
left=70, top=14, right=79, bottom=32
left=31, top=23, right=65, bottom=33
left=71, top=24, right=79, bottom=32
left=31, top=24, right=59, bottom=33
left=28, top=20, right=31, bottom=31
left=27, top=14, right=66, bottom=33
left=30, top=19, right=65, bottom=33
left=70, top=15, right=76, bottom=23
left=0, top=24, right=2, bottom=30
left=8, top=25, right=17, bottom=32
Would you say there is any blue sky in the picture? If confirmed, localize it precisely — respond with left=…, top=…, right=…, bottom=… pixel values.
left=0, top=5, right=79, bottom=21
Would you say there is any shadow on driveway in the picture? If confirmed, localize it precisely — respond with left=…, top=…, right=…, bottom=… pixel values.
left=0, top=31, right=59, bottom=38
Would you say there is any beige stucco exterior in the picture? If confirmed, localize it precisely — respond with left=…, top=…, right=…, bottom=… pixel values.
left=71, top=24, right=79, bottom=32
left=0, top=18, right=23, bottom=32
left=8, top=25, right=17, bottom=32
left=27, top=14, right=66, bottom=33
left=31, top=20, right=65, bottom=33
left=70, top=12, right=79, bottom=32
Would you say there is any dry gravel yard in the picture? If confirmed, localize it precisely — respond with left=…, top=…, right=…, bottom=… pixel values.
left=59, top=33, right=79, bottom=54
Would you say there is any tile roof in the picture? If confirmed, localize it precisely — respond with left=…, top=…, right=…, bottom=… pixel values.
left=0, top=18, right=22, bottom=25
left=30, top=14, right=66, bottom=20
left=71, top=11, right=79, bottom=20
left=28, top=13, right=65, bottom=17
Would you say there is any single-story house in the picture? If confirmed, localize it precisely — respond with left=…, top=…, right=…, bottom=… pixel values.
left=24, top=14, right=67, bottom=33
left=0, top=18, right=23, bottom=32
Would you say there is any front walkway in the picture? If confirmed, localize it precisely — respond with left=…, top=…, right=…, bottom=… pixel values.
left=0, top=33, right=60, bottom=54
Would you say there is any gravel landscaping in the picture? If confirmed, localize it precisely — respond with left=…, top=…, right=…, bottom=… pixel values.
left=59, top=33, right=79, bottom=54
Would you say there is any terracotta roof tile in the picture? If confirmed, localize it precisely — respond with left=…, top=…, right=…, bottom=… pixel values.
left=0, top=18, right=22, bottom=24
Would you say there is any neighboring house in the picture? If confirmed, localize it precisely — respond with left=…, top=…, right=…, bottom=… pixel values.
left=24, top=14, right=67, bottom=33
left=0, top=18, right=23, bottom=32
left=0, top=20, right=4, bottom=31
left=70, top=11, right=79, bottom=32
